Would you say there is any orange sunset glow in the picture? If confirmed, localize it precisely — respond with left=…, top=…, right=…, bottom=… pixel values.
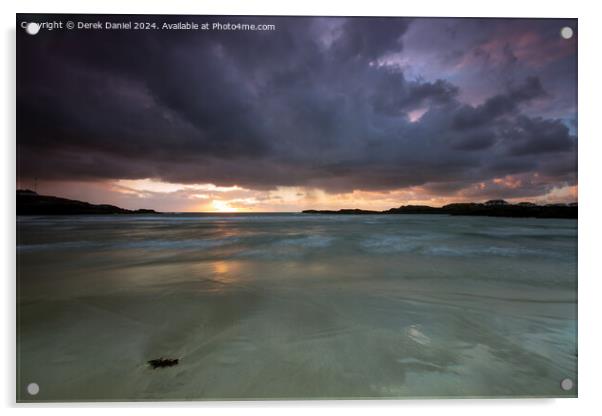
left=25, top=177, right=578, bottom=213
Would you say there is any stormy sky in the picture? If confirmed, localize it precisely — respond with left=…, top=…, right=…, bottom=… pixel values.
left=17, top=15, right=577, bottom=212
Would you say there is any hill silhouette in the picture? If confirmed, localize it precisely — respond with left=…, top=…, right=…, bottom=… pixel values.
left=303, top=200, right=577, bottom=219
left=17, top=190, right=158, bottom=215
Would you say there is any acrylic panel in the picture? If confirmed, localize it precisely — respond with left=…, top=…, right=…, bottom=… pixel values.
left=16, top=14, right=577, bottom=401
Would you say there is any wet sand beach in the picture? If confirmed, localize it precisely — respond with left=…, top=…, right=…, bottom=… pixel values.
left=17, top=214, right=577, bottom=400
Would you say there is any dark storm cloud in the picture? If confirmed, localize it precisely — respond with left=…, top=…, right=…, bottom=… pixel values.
left=332, top=18, right=410, bottom=61
left=450, top=133, right=495, bottom=151
left=372, top=76, right=459, bottom=116
left=504, top=116, right=575, bottom=156
left=452, top=77, right=545, bottom=130
left=17, top=15, right=577, bottom=198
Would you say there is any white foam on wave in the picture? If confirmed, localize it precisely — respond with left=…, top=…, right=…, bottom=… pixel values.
left=277, top=235, right=335, bottom=248
left=18, top=237, right=240, bottom=252
left=120, top=237, right=240, bottom=250
left=405, top=325, right=431, bottom=346
left=470, top=226, right=577, bottom=239
left=360, top=235, right=423, bottom=253
left=423, top=245, right=548, bottom=257
left=359, top=234, right=550, bottom=258
left=237, top=235, right=335, bottom=259
left=17, top=241, right=99, bottom=252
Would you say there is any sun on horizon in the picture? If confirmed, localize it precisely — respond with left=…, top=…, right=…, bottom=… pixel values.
left=210, top=200, right=239, bottom=213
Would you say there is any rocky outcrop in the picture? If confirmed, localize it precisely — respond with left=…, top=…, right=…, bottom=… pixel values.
left=302, top=208, right=379, bottom=215
left=303, top=201, right=577, bottom=219
left=17, top=190, right=159, bottom=215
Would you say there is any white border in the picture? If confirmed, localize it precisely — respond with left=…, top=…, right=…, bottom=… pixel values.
left=3, top=1, right=601, bottom=415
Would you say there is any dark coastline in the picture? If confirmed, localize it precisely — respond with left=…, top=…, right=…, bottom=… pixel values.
left=303, top=200, right=577, bottom=219
left=16, top=190, right=577, bottom=219
left=17, top=190, right=158, bottom=215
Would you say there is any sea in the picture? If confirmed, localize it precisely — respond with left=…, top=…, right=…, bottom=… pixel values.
left=16, top=213, right=577, bottom=400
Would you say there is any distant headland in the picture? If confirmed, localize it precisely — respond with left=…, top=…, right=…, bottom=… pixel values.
left=303, top=200, right=577, bottom=219
left=17, top=190, right=159, bottom=215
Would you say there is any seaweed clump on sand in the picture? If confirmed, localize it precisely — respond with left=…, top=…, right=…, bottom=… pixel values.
left=148, top=357, right=179, bottom=369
